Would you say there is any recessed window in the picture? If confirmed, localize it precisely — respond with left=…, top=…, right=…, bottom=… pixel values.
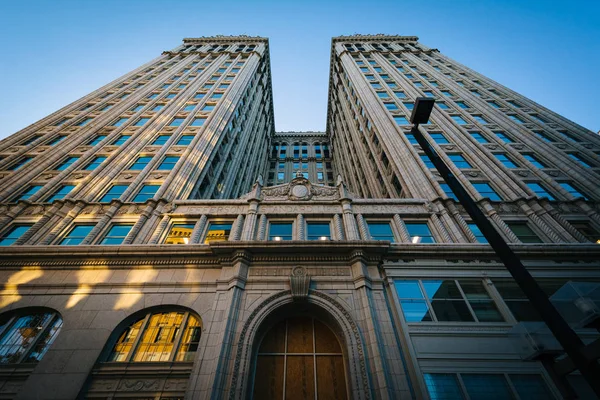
left=568, top=153, right=593, bottom=168
left=269, top=222, right=293, bottom=241
left=15, top=185, right=43, bottom=202
left=20, top=135, right=41, bottom=146
left=133, top=184, right=160, bottom=202
left=384, top=103, right=398, bottom=110
left=147, top=93, right=159, bottom=99
left=55, top=118, right=70, bottom=126
left=430, top=133, right=449, bottom=144
left=112, top=118, right=128, bottom=127
left=131, top=105, right=144, bottom=112
left=472, top=182, right=502, bottom=201
left=394, top=116, right=409, bottom=125
left=507, top=100, right=522, bottom=108
left=134, top=118, right=150, bottom=127
left=47, top=136, right=67, bottom=146
left=470, top=90, right=481, bottom=97
left=158, top=156, right=179, bottom=170
left=371, top=83, right=382, bottom=89
left=487, top=101, right=500, bottom=108
left=467, top=223, right=487, bottom=243
left=469, top=132, right=488, bottom=143
left=448, top=154, right=472, bottom=168
left=493, top=131, right=513, bottom=143
left=169, top=118, right=185, bottom=127
left=423, top=91, right=434, bottom=98
left=112, top=135, right=131, bottom=146
left=152, top=135, right=171, bottom=145
left=559, top=131, right=580, bottom=142
left=405, top=133, right=417, bottom=144
left=165, top=223, right=195, bottom=244
left=55, top=156, right=79, bottom=171
left=77, top=118, right=93, bottom=126
left=84, top=156, right=107, bottom=171
left=60, top=225, right=95, bottom=245
left=191, top=117, right=206, bottom=126
left=437, top=103, right=449, bottom=110
left=455, top=101, right=469, bottom=109
left=101, top=105, right=113, bottom=111
left=218, top=84, right=229, bottom=89
left=7, top=157, right=33, bottom=171
left=307, top=222, right=331, bottom=241
left=494, top=153, right=517, bottom=168
left=570, top=222, right=600, bottom=243
left=46, top=185, right=75, bottom=202
left=193, top=93, right=205, bottom=100
left=183, top=104, right=196, bottom=112
left=100, top=225, right=133, bottom=245
left=507, top=222, right=542, bottom=243
left=413, top=82, right=422, bottom=88
left=405, top=223, right=435, bottom=243
left=441, top=90, right=452, bottom=97
left=204, top=222, right=232, bottom=243
left=203, top=84, right=213, bottom=89
left=535, top=131, right=553, bottom=142
left=176, top=135, right=194, bottom=146
left=404, top=74, right=414, bottom=79
left=522, top=154, right=546, bottom=168
left=210, top=93, right=223, bottom=99
left=367, top=222, right=395, bottom=241
left=473, top=115, right=488, bottom=124
left=394, top=91, right=406, bottom=98
left=559, top=182, right=587, bottom=200
left=129, top=156, right=153, bottom=170
left=420, top=154, right=434, bottom=168
left=165, top=93, right=176, bottom=99
left=526, top=182, right=555, bottom=200
left=439, top=183, right=457, bottom=200
left=0, top=225, right=33, bottom=246
left=152, top=104, right=164, bottom=112
left=509, top=115, right=525, bottom=124
left=451, top=115, right=467, bottom=125
left=98, top=184, right=129, bottom=203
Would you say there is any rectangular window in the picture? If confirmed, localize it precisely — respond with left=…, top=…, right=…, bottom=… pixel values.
left=307, top=222, right=331, bottom=240
left=451, top=115, right=467, bottom=125
left=165, top=93, right=176, bottom=99
left=101, top=105, right=113, bottom=111
left=423, top=91, right=434, bottom=98
left=55, top=156, right=79, bottom=171
left=129, top=156, right=153, bottom=170
left=523, top=154, right=546, bottom=168
left=131, top=105, right=144, bottom=112
left=191, top=117, right=206, bottom=126
left=0, top=225, right=32, bottom=246
left=508, top=100, right=522, bottom=108
left=439, top=183, right=457, bottom=200
left=367, top=222, right=395, bottom=241
left=100, top=225, right=133, bottom=245
left=277, top=172, right=284, bottom=181
left=202, top=104, right=215, bottom=111
left=507, top=222, right=543, bottom=243
left=317, top=171, right=324, bottom=180
left=112, top=135, right=131, bottom=146
left=467, top=223, right=487, bottom=243
left=384, top=103, right=398, bottom=110
left=559, top=131, right=580, bottom=142
left=176, top=135, right=194, bottom=145
left=47, top=136, right=66, bottom=146
left=183, top=104, right=196, bottom=112
left=473, top=115, right=488, bottom=124
left=430, top=133, right=449, bottom=144
left=494, top=132, right=513, bottom=143
left=487, top=101, right=500, bottom=108
left=147, top=94, right=159, bottom=99
left=469, top=132, right=488, bottom=143
left=509, top=115, right=525, bottom=123
left=472, top=183, right=502, bottom=201
left=169, top=118, right=185, bottom=127
left=55, top=118, right=70, bottom=126
left=60, top=225, right=94, bottom=245
left=405, top=223, right=435, bottom=243
left=133, top=184, right=160, bottom=202
left=441, top=90, right=452, bottom=97
left=425, top=373, right=552, bottom=399
left=494, top=280, right=567, bottom=321
left=448, top=154, right=472, bottom=168
left=98, top=184, right=129, bottom=203
left=165, top=223, right=195, bottom=244
left=134, top=118, right=150, bottom=127
left=152, top=135, right=171, bottom=145
left=403, top=102, right=414, bottom=110
left=526, top=183, right=555, bottom=200
left=559, top=182, right=587, bottom=199
left=420, top=154, right=434, bottom=168
left=437, top=103, right=449, bottom=110
left=455, top=101, right=469, bottom=109
left=87, top=135, right=107, bottom=146
left=152, top=104, right=164, bottom=112
left=470, top=90, right=481, bottom=97
left=46, top=185, right=75, bottom=202
left=405, top=133, right=417, bottom=144
left=112, top=118, right=128, bottom=127
left=568, top=153, right=592, bottom=168
left=77, top=118, right=93, bottom=126
left=269, top=222, right=293, bottom=241
left=84, top=156, right=107, bottom=171
left=158, top=156, right=179, bottom=170
left=535, top=131, right=554, bottom=142
left=211, top=93, right=223, bottom=99
left=494, top=153, right=518, bottom=168
left=394, top=116, right=409, bottom=125
left=16, top=185, right=43, bottom=201
left=21, top=135, right=41, bottom=146
left=394, top=91, right=406, bottom=98
left=204, top=222, right=232, bottom=243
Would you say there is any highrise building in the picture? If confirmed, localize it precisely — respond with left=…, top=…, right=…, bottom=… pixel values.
left=0, top=34, right=598, bottom=399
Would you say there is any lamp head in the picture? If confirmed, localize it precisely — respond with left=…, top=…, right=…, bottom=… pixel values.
left=410, top=97, right=435, bottom=125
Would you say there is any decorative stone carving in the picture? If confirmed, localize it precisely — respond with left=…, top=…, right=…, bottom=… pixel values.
left=548, top=170, right=559, bottom=177
left=290, top=267, right=311, bottom=301
left=468, top=171, right=478, bottom=177
left=557, top=144, right=567, bottom=149
left=257, top=176, right=339, bottom=201
left=512, top=144, right=524, bottom=150
left=517, top=170, right=529, bottom=177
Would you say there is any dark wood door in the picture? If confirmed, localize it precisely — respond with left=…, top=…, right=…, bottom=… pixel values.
left=253, top=316, right=348, bottom=400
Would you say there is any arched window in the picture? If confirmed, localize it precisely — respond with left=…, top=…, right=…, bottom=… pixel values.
left=0, top=308, right=62, bottom=364
left=107, top=310, right=201, bottom=363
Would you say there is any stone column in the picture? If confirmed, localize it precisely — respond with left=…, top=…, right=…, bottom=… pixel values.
left=39, top=201, right=86, bottom=245
left=81, top=203, right=121, bottom=245
left=392, top=214, right=411, bottom=243
left=341, top=200, right=360, bottom=240
left=13, top=204, right=61, bottom=245
left=356, top=214, right=370, bottom=240
left=256, top=214, right=267, bottom=241
left=229, top=214, right=244, bottom=241
left=333, top=214, right=345, bottom=240
left=190, top=215, right=208, bottom=244
left=241, top=200, right=259, bottom=241
left=122, top=203, right=156, bottom=244
left=296, top=214, right=305, bottom=240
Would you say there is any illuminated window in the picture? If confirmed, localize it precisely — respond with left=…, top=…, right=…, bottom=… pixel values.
left=204, top=223, right=232, bottom=243
left=268, top=222, right=293, bottom=241
left=165, top=223, right=195, bottom=244
left=0, top=225, right=33, bottom=246
left=307, top=222, right=330, bottom=241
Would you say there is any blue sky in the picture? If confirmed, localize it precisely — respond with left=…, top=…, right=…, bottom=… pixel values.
left=0, top=0, right=598, bottom=139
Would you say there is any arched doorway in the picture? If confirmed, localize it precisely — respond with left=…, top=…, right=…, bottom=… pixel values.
left=252, top=315, right=348, bottom=400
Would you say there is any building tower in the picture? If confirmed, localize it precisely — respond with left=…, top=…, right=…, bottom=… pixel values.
left=0, top=34, right=598, bottom=399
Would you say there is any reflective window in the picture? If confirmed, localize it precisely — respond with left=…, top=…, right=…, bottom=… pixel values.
left=269, top=222, right=293, bottom=241
left=0, top=310, right=63, bottom=364
left=430, top=133, right=449, bottom=144
left=448, top=154, right=472, bottom=168
left=77, top=118, right=93, bottom=126
left=134, top=118, right=150, bottom=127
left=568, top=153, right=592, bottom=168
left=0, top=225, right=32, bottom=246
left=394, top=116, right=409, bottom=125
left=46, top=136, right=66, bottom=146
left=559, top=182, right=587, bottom=200
left=526, top=183, right=555, bottom=200
left=108, top=311, right=201, bottom=362
left=133, top=184, right=160, bottom=202
left=367, top=222, right=395, bottom=241
left=494, top=131, right=513, bottom=143
left=152, top=135, right=171, bottom=145
left=405, top=223, right=435, bottom=243
left=112, top=135, right=131, bottom=146
left=494, top=153, right=517, bottom=168
left=55, top=156, right=79, bottom=171
left=165, top=223, right=195, bottom=244
left=191, top=117, right=206, bottom=126
left=307, top=222, right=331, bottom=241
left=158, top=156, right=180, bottom=170
left=507, top=222, right=542, bottom=243
left=100, top=225, right=133, bottom=245
left=16, top=186, right=43, bottom=201
left=420, top=154, right=434, bottom=168
left=112, top=118, right=128, bottom=127
left=169, top=118, right=185, bottom=127
left=471, top=183, right=502, bottom=201
left=84, top=156, right=107, bottom=171
left=129, top=156, right=153, bottom=170
left=523, top=154, right=547, bottom=168
left=46, top=185, right=75, bottom=202
left=451, top=115, right=467, bottom=125
left=87, top=135, right=107, bottom=146
left=98, top=184, right=129, bottom=203
left=204, top=222, right=232, bottom=243
left=467, top=223, right=487, bottom=243
left=439, top=183, right=457, bottom=200
left=176, top=135, right=194, bottom=145
left=60, top=225, right=94, bottom=245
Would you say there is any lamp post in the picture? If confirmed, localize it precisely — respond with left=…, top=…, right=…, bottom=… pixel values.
left=408, top=97, right=600, bottom=397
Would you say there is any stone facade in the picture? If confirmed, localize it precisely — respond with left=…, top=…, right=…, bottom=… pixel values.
left=0, top=34, right=598, bottom=399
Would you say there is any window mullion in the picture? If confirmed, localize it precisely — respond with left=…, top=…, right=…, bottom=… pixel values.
left=419, top=280, right=438, bottom=322
left=17, top=313, right=55, bottom=364
left=484, top=278, right=516, bottom=324
left=169, top=312, right=189, bottom=362
left=456, top=373, right=471, bottom=400
left=0, top=316, right=16, bottom=340
left=125, top=314, right=151, bottom=363
left=504, top=373, right=522, bottom=400
left=455, top=280, right=479, bottom=322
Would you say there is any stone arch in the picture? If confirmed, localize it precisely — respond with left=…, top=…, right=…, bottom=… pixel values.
left=229, top=290, right=372, bottom=399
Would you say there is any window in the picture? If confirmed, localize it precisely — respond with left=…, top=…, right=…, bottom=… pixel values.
left=98, top=184, right=129, bottom=203
left=84, top=156, right=107, bottom=171
left=384, top=103, right=398, bottom=110
left=218, top=84, right=229, bottom=89
left=202, top=104, right=215, bottom=111
left=405, top=223, right=435, bottom=243
left=152, top=135, right=171, bottom=145
left=437, top=103, right=449, bottom=110
left=55, top=118, right=70, bottom=126
left=211, top=93, right=223, bottom=99
left=277, top=172, right=285, bottom=181
left=394, top=91, right=406, bottom=98
left=559, top=131, right=580, bottom=142
left=133, top=184, right=160, bottom=202
left=134, top=118, right=150, bottom=127
left=570, top=222, right=600, bottom=243
left=423, top=91, right=434, bottom=98
left=46, top=185, right=75, bottom=202
left=523, top=154, right=546, bottom=168
left=77, top=118, right=93, bottom=126
left=509, top=115, right=525, bottom=124
left=469, top=132, right=488, bottom=143
left=413, top=82, right=422, bottom=88
left=568, top=153, right=592, bottom=168
left=473, top=115, right=488, bottom=124
left=47, top=136, right=66, bottom=146
left=107, top=310, right=201, bottom=362
left=101, top=105, right=113, bottom=111
left=112, top=135, right=131, bottom=146
left=16, top=185, right=43, bottom=201
left=535, top=131, right=554, bottom=142
left=451, top=115, right=467, bottom=125
left=394, top=116, right=409, bottom=125
left=165, top=93, right=176, bottom=99
left=559, top=182, right=587, bottom=199
left=129, top=156, right=153, bottom=170
left=317, top=171, right=324, bottom=180
left=55, top=156, right=79, bottom=171
left=507, top=222, right=543, bottom=243
left=183, top=104, right=196, bottom=112
left=404, top=102, right=414, bottom=110
left=526, top=183, right=555, bottom=200
left=367, top=222, right=395, bottom=241
left=147, top=93, right=159, bottom=99
left=439, top=183, right=457, bottom=200
left=190, top=117, right=206, bottom=126
left=60, top=225, right=94, bottom=245
left=494, top=132, right=513, bottom=143
left=100, top=225, right=133, bottom=245
left=441, top=90, right=452, bottom=97
left=131, top=105, right=144, bottom=112
left=494, top=280, right=568, bottom=321
left=472, top=183, right=502, bottom=201
left=269, top=222, right=293, bottom=241
left=21, top=135, right=41, bottom=146
left=0, top=225, right=32, bottom=246
left=169, top=118, right=185, bottom=127
left=430, top=133, right=449, bottom=144
left=0, top=309, right=63, bottom=364
left=158, top=156, right=179, bottom=170
left=487, top=101, right=500, bottom=108
left=152, top=104, right=164, bottom=112
left=467, top=223, right=487, bottom=243
left=455, top=101, right=469, bottom=109
left=420, top=154, right=434, bottom=168
left=470, top=90, right=481, bottom=97
left=176, top=135, right=194, bottom=145
left=112, top=118, right=128, bottom=127
left=204, top=222, right=232, bottom=243
left=370, top=83, right=382, bottom=89
left=87, top=135, right=107, bottom=146
left=448, top=154, right=472, bottom=168
left=494, top=153, right=517, bottom=168
left=165, top=223, right=195, bottom=244
left=405, top=133, right=417, bottom=144
left=307, top=222, right=330, bottom=240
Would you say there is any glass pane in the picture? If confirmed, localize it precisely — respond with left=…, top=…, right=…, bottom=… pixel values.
left=165, top=223, right=195, bottom=244
left=424, top=373, right=465, bottom=400
left=269, top=223, right=293, bottom=241
left=175, top=315, right=201, bottom=361
left=0, top=312, right=54, bottom=364
left=510, top=374, right=553, bottom=400
left=204, top=223, right=232, bottom=243
left=401, top=300, right=433, bottom=322
left=469, top=300, right=503, bottom=322
left=368, top=222, right=394, bottom=241
left=286, top=317, right=313, bottom=353
left=285, top=356, right=315, bottom=400
left=25, top=317, right=63, bottom=362
left=395, top=280, right=424, bottom=299
left=109, top=318, right=144, bottom=362
left=423, top=280, right=463, bottom=299
left=133, top=312, right=184, bottom=362
left=307, top=223, right=330, bottom=240
left=462, top=374, right=514, bottom=400
left=431, top=300, right=474, bottom=322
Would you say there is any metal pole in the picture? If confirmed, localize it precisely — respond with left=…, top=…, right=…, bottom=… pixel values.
left=410, top=123, right=600, bottom=396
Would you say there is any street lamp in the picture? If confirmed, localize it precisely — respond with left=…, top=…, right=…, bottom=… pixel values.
left=408, top=97, right=600, bottom=397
